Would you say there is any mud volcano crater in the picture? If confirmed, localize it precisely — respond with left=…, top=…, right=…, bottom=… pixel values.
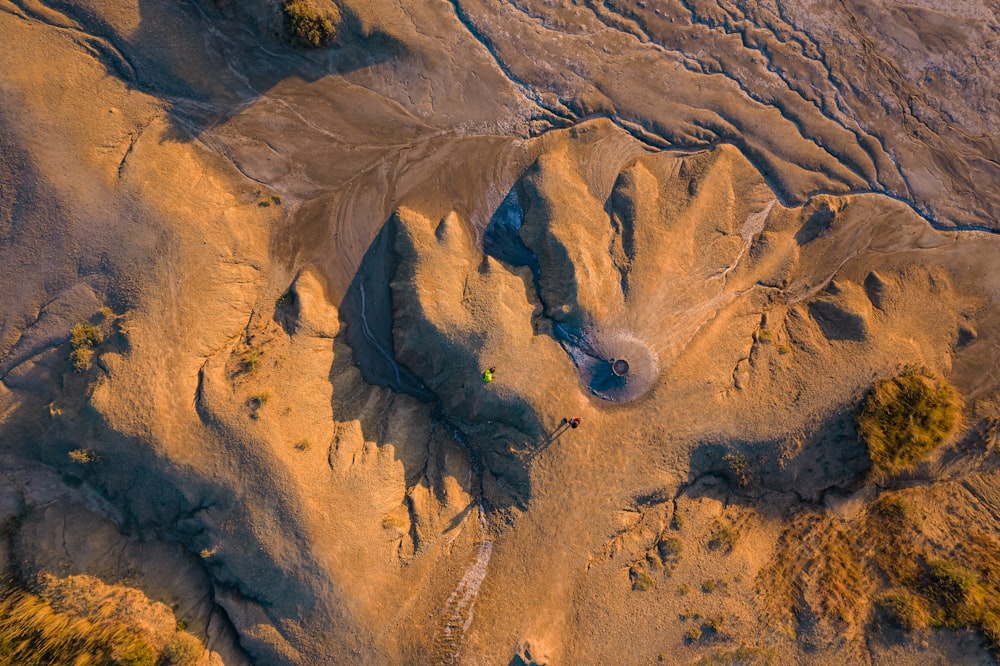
left=556, top=326, right=659, bottom=402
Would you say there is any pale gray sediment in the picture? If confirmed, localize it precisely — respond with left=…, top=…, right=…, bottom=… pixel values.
left=556, top=325, right=659, bottom=402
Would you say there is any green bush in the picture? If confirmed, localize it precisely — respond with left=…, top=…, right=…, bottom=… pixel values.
left=857, top=368, right=961, bottom=480
left=284, top=0, right=339, bottom=48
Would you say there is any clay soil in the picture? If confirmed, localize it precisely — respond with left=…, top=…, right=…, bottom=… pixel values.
left=1, top=0, right=999, bottom=664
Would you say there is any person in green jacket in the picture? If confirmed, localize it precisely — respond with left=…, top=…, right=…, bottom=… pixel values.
left=482, top=367, right=496, bottom=383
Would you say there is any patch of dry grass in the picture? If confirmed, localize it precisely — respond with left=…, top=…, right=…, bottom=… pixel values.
left=874, top=589, right=931, bottom=631
left=761, top=488, right=1000, bottom=652
left=757, top=513, right=866, bottom=635
left=629, top=564, right=655, bottom=591
left=693, top=646, right=777, bottom=665
left=707, top=519, right=738, bottom=554
left=857, top=367, right=961, bottom=481
left=0, top=585, right=154, bottom=665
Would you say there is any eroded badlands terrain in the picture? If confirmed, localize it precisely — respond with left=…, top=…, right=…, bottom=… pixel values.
left=1, top=0, right=999, bottom=664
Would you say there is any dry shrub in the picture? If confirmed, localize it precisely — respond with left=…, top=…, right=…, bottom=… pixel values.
left=707, top=519, right=738, bottom=554
left=629, top=564, right=655, bottom=591
left=284, top=0, right=339, bottom=47
left=69, top=322, right=102, bottom=372
left=242, top=349, right=262, bottom=373
left=70, top=322, right=101, bottom=349
left=658, top=535, right=683, bottom=559
left=68, top=449, right=95, bottom=464
left=162, top=631, right=203, bottom=665
left=857, top=368, right=961, bottom=481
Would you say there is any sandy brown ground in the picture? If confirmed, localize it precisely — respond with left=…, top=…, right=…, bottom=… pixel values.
left=0, top=0, right=999, bottom=664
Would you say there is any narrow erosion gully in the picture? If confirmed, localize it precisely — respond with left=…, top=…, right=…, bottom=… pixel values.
left=430, top=421, right=496, bottom=664
left=443, top=0, right=575, bottom=127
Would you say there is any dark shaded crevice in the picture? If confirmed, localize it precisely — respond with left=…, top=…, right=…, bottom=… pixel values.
left=339, top=222, right=432, bottom=400
left=341, top=216, right=541, bottom=509
left=481, top=186, right=556, bottom=327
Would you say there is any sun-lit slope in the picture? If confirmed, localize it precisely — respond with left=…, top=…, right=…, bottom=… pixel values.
left=1, top=0, right=999, bottom=664
left=352, top=121, right=1000, bottom=662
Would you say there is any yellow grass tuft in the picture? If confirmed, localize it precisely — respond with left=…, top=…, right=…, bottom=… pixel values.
left=0, top=585, right=154, bottom=665
left=857, top=367, right=961, bottom=481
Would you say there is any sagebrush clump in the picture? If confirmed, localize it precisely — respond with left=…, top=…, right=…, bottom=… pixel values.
left=629, top=564, right=655, bottom=591
left=69, top=322, right=102, bottom=372
left=857, top=367, right=961, bottom=481
left=707, top=519, right=738, bottom=554
left=242, top=349, right=262, bottom=373
left=284, top=0, right=339, bottom=48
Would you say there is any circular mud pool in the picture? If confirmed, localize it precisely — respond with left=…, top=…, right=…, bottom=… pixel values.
left=557, top=327, right=659, bottom=402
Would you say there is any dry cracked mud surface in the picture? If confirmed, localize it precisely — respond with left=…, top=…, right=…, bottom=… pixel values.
left=1, top=0, right=999, bottom=664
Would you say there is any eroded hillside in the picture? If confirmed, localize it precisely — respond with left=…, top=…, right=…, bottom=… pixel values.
left=1, top=0, right=999, bottom=664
